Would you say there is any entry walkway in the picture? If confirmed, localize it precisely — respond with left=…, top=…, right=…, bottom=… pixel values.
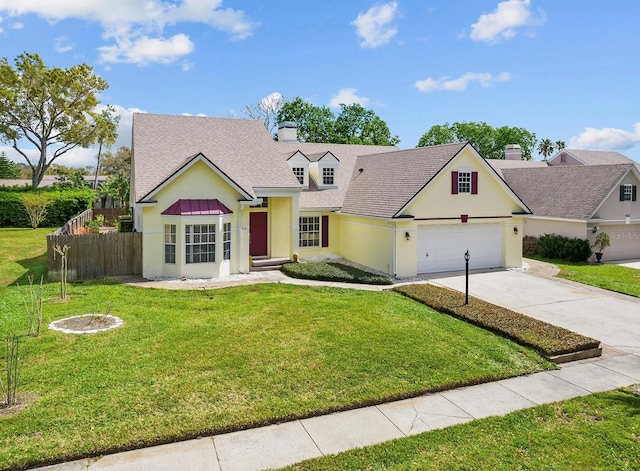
left=35, top=267, right=640, bottom=471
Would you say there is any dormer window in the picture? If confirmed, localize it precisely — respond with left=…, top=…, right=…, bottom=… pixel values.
left=322, top=168, right=334, bottom=185
left=293, top=167, right=305, bottom=184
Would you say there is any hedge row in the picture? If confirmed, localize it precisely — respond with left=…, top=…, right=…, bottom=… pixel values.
left=393, top=283, right=600, bottom=357
left=0, top=188, right=95, bottom=228
left=537, top=233, right=592, bottom=262
left=281, top=261, right=394, bottom=285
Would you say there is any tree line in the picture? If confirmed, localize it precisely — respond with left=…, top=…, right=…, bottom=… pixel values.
left=1, top=51, right=570, bottom=189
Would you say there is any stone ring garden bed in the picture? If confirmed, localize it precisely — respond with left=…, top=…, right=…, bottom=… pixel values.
left=49, top=314, right=123, bottom=334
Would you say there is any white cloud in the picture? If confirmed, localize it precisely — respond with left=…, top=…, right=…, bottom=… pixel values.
left=0, top=0, right=256, bottom=65
left=259, top=92, right=284, bottom=112
left=415, top=72, right=511, bottom=92
left=9, top=20, right=21, bottom=29
left=352, top=1, right=399, bottom=48
left=469, top=0, right=544, bottom=44
left=54, top=36, right=74, bottom=53
left=329, top=88, right=371, bottom=108
left=98, top=33, right=194, bottom=64
left=570, top=123, right=640, bottom=151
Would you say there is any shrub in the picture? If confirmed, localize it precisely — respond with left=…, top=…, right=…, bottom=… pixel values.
left=538, top=233, right=592, bottom=262
left=281, top=261, right=393, bottom=285
left=117, top=215, right=133, bottom=232
left=0, top=187, right=94, bottom=228
left=393, top=283, right=600, bottom=357
left=522, top=235, right=539, bottom=257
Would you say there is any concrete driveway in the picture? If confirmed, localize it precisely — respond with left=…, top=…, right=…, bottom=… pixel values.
left=430, top=268, right=640, bottom=355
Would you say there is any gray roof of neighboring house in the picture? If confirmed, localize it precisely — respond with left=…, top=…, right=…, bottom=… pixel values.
left=278, top=142, right=399, bottom=209
left=132, top=113, right=300, bottom=201
left=550, top=149, right=634, bottom=165
left=340, top=143, right=467, bottom=218
left=487, top=159, right=548, bottom=178
left=501, top=164, right=634, bottom=220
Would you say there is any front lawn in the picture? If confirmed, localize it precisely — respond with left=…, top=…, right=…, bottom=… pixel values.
left=0, top=230, right=554, bottom=470
left=280, top=387, right=640, bottom=470
left=533, top=257, right=640, bottom=298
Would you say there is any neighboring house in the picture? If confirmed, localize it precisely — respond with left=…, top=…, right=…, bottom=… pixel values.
left=500, top=163, right=640, bottom=261
left=0, top=175, right=108, bottom=188
left=131, top=113, right=530, bottom=279
left=547, top=148, right=636, bottom=166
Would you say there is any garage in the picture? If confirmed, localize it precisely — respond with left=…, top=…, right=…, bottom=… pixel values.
left=417, top=223, right=503, bottom=273
left=600, top=224, right=640, bottom=261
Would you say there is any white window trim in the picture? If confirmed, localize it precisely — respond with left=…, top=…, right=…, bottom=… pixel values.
left=458, top=170, right=472, bottom=194
left=299, top=214, right=321, bottom=248
left=185, top=223, right=216, bottom=264
left=164, top=224, right=176, bottom=264
left=623, top=183, right=633, bottom=201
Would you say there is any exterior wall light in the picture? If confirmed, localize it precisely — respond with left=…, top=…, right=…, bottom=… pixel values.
left=513, top=227, right=518, bottom=235
left=592, top=226, right=598, bottom=233
left=405, top=231, right=410, bottom=241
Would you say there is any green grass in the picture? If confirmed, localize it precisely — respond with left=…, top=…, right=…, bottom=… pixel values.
left=282, top=261, right=393, bottom=285
left=532, top=256, right=640, bottom=298
left=280, top=387, right=640, bottom=470
left=557, top=262, right=640, bottom=298
left=394, top=283, right=600, bottom=357
left=0, top=229, right=552, bottom=470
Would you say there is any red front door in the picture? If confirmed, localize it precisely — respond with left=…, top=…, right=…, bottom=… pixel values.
left=249, top=212, right=268, bottom=257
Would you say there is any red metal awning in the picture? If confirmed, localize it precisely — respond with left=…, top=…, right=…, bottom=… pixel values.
left=161, top=199, right=233, bottom=216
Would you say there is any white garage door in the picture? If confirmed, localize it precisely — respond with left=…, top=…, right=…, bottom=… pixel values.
left=418, top=224, right=503, bottom=273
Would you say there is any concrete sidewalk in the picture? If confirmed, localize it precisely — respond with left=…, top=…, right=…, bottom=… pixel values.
left=34, top=267, right=640, bottom=471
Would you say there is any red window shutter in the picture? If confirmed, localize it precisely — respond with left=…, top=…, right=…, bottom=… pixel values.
left=451, top=172, right=459, bottom=194
left=322, top=215, right=329, bottom=247
left=471, top=172, right=478, bottom=194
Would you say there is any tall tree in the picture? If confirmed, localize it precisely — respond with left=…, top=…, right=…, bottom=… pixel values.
left=555, top=140, right=566, bottom=150
left=334, top=103, right=400, bottom=145
left=92, top=106, right=120, bottom=189
left=277, top=97, right=335, bottom=143
left=100, top=146, right=131, bottom=178
left=0, top=151, right=21, bottom=178
left=242, top=92, right=284, bottom=136
left=417, top=122, right=537, bottom=160
left=537, top=138, right=555, bottom=161
left=0, top=52, right=113, bottom=187
left=276, top=97, right=399, bottom=146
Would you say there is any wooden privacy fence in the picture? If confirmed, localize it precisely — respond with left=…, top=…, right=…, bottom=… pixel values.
left=54, top=208, right=126, bottom=235
left=47, top=231, right=142, bottom=281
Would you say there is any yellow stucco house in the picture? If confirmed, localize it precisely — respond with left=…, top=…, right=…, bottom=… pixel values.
left=131, top=113, right=530, bottom=279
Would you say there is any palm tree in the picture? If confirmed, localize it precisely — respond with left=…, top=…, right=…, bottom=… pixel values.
left=555, top=140, right=566, bottom=150
left=537, top=138, right=554, bottom=161
left=92, top=107, right=120, bottom=189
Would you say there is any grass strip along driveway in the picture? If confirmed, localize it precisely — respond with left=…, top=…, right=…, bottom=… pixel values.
left=279, top=387, right=640, bottom=471
left=0, top=231, right=553, bottom=470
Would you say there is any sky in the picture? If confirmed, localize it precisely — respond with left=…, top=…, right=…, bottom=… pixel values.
left=1, top=0, right=639, bottom=169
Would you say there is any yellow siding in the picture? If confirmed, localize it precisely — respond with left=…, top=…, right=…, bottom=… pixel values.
left=268, top=197, right=292, bottom=258
left=141, top=160, right=246, bottom=278
left=523, top=218, right=587, bottom=239
left=337, top=215, right=393, bottom=274
left=402, top=148, right=523, bottom=219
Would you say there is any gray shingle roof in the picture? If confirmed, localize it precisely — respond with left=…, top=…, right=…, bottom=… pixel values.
left=551, top=149, right=634, bottom=165
left=132, top=113, right=300, bottom=201
left=488, top=159, right=548, bottom=178
left=501, top=164, right=633, bottom=219
left=340, top=143, right=467, bottom=218
left=278, top=142, right=398, bottom=209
